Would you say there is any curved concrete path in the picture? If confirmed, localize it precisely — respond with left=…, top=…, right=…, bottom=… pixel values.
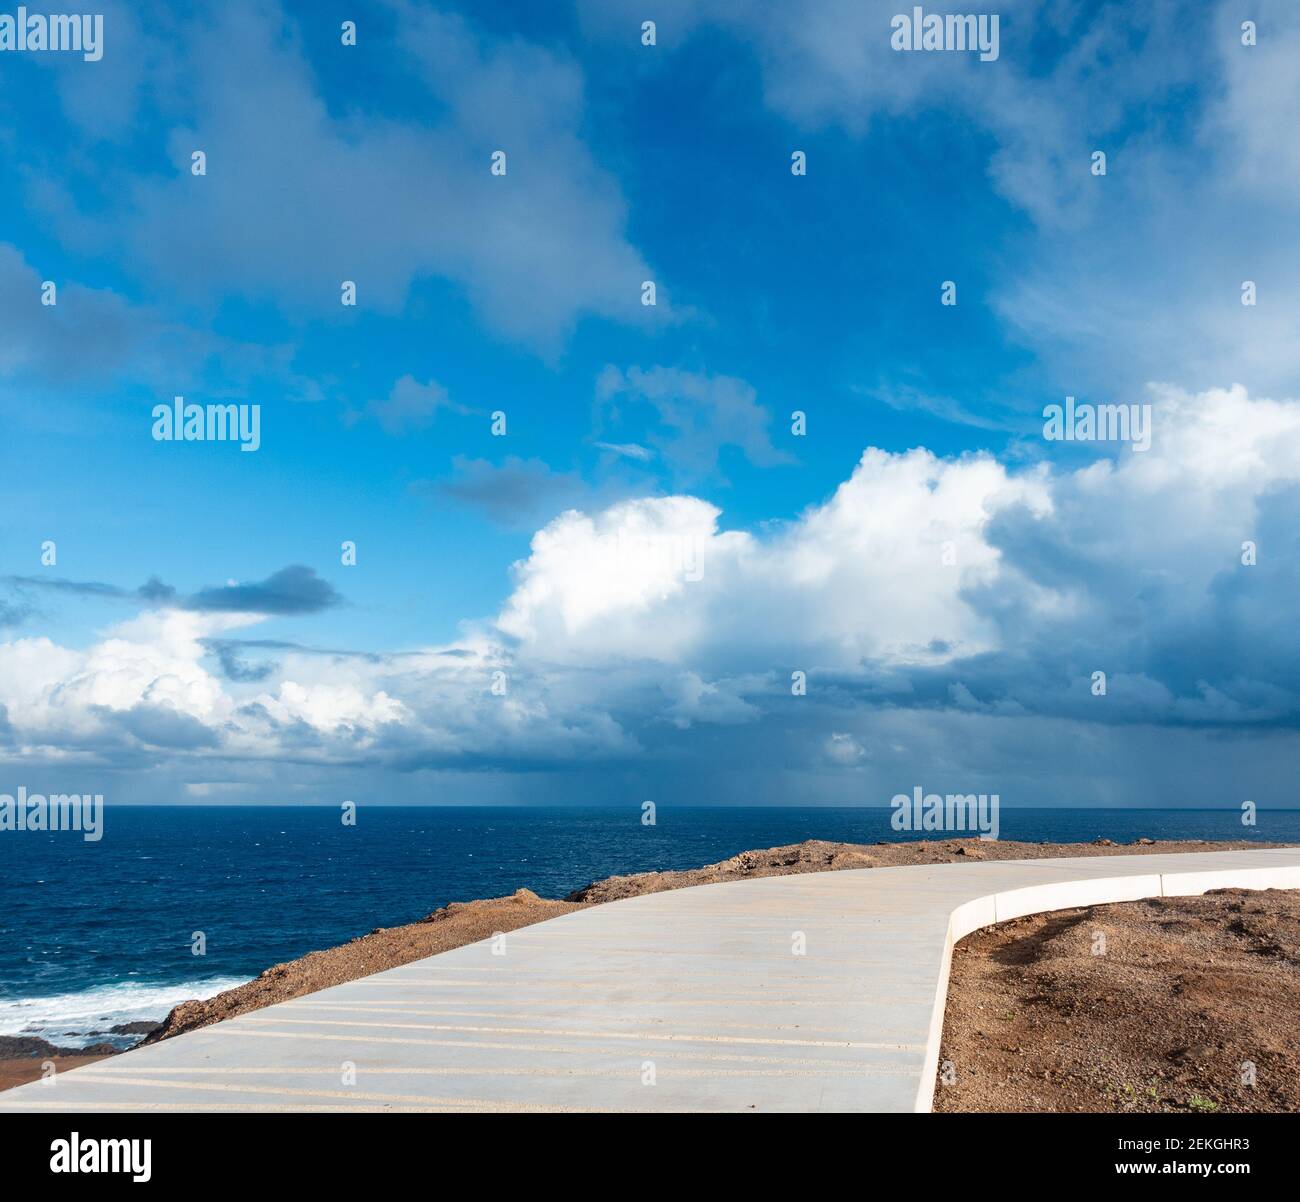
left=4, top=847, right=1299, bottom=1113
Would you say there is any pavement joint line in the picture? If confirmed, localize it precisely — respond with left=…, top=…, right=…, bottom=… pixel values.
left=204, top=1026, right=920, bottom=1067
left=236, top=1014, right=921, bottom=1050
left=27, top=1075, right=632, bottom=1112
left=286, top=997, right=935, bottom=1018
left=282, top=1004, right=934, bottom=1027
left=295, top=987, right=925, bottom=997
left=78, top=1065, right=880, bottom=1079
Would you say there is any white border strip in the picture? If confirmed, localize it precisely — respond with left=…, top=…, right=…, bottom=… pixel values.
left=914, top=861, right=1300, bottom=1112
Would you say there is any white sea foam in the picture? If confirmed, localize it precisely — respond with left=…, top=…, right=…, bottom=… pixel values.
left=0, top=977, right=248, bottom=1048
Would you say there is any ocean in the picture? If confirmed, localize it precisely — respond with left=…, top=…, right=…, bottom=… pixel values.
left=1, top=805, right=1295, bottom=1049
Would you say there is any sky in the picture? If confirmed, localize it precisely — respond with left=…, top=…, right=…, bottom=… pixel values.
left=2, top=0, right=1300, bottom=808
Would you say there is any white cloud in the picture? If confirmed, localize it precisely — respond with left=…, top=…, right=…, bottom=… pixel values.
left=825, top=731, right=865, bottom=765
left=498, top=448, right=1052, bottom=670
left=662, top=671, right=761, bottom=728
left=577, top=2, right=1300, bottom=399
left=596, top=366, right=794, bottom=482
left=4, top=385, right=1300, bottom=788
left=0, top=610, right=245, bottom=755
left=348, top=375, right=468, bottom=436
left=497, top=495, right=745, bottom=662
left=31, top=1, right=660, bottom=353
left=595, top=442, right=655, bottom=463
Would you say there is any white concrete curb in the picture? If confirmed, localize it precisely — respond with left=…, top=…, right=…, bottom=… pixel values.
left=918, top=851, right=1300, bottom=1111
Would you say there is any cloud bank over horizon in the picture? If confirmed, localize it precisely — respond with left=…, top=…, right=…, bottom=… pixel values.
left=3, top=383, right=1299, bottom=807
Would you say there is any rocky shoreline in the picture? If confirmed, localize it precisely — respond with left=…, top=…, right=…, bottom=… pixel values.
left=0, top=1020, right=163, bottom=1061
left=0, top=1023, right=161, bottom=1093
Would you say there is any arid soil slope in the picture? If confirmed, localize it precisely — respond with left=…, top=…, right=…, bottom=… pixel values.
left=934, top=888, right=1300, bottom=1112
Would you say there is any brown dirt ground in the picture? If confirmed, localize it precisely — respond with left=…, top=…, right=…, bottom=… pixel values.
left=565, top=835, right=1269, bottom=902
left=2, top=836, right=1292, bottom=1101
left=0, top=1055, right=112, bottom=1092
left=934, top=888, right=1300, bottom=1112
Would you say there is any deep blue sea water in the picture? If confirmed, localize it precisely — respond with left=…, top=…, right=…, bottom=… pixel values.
left=1, top=805, right=1296, bottom=1047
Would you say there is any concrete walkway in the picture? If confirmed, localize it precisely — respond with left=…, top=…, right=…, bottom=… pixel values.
left=5, top=847, right=1299, bottom=1113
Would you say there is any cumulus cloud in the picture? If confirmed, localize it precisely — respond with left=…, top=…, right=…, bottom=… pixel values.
left=499, top=383, right=1300, bottom=727
left=3, top=386, right=1299, bottom=802
left=0, top=606, right=414, bottom=767
left=497, top=450, right=1048, bottom=670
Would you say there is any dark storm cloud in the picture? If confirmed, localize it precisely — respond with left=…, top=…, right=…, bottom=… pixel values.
left=2, top=566, right=337, bottom=616
left=2, top=574, right=176, bottom=606
left=426, top=456, right=597, bottom=530
left=183, top=566, right=341, bottom=616
left=107, top=705, right=221, bottom=750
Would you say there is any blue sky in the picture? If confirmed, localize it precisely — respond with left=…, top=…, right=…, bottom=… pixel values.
left=3, top=0, right=1300, bottom=808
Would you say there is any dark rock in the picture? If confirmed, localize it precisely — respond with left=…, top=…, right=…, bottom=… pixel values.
left=108, top=1021, right=163, bottom=1036
left=0, top=1034, right=119, bottom=1059
left=0, top=1035, right=63, bottom=1059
